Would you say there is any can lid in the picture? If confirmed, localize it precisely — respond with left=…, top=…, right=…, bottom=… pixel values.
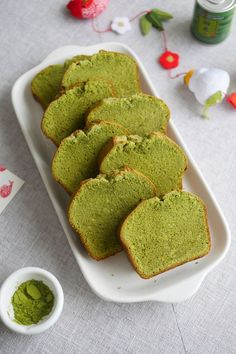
left=198, top=0, right=236, bottom=12
left=209, top=0, right=225, bottom=4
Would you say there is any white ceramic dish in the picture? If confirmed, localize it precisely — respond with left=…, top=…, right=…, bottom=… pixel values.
left=11, top=43, right=231, bottom=303
left=0, top=267, right=64, bottom=334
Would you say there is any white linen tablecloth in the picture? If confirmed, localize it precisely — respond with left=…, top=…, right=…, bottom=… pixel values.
left=0, top=0, right=236, bottom=353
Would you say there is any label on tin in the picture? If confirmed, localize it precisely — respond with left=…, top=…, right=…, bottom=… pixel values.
left=198, top=16, right=218, bottom=37
left=191, top=0, right=235, bottom=43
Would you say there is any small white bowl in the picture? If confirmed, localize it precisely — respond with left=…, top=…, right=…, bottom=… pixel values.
left=0, top=267, right=64, bottom=335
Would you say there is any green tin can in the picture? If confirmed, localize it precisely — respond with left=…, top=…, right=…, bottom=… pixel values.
left=191, top=0, right=236, bottom=44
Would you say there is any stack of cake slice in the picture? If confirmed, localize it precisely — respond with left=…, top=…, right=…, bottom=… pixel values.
left=31, top=50, right=211, bottom=279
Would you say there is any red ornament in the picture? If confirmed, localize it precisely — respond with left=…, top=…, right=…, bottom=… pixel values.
left=0, top=165, right=6, bottom=172
left=227, top=92, right=236, bottom=108
left=67, top=0, right=109, bottom=19
left=159, top=50, right=179, bottom=70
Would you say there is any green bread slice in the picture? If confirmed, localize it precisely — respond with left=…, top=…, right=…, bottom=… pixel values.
left=68, top=167, right=157, bottom=260
left=64, top=54, right=90, bottom=70
left=61, top=51, right=140, bottom=96
left=31, top=55, right=90, bottom=109
left=86, top=94, right=170, bottom=136
left=120, top=191, right=211, bottom=279
left=52, top=121, right=128, bottom=194
left=31, top=64, right=65, bottom=109
left=99, top=133, right=188, bottom=196
left=41, top=79, right=114, bottom=145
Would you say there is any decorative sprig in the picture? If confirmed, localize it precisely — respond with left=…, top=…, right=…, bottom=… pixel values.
left=140, top=8, right=173, bottom=35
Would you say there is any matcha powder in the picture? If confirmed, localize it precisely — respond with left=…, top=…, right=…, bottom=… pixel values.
left=11, top=280, right=54, bottom=325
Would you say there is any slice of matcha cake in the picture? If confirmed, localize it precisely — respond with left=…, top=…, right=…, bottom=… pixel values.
left=120, top=191, right=211, bottom=278
left=86, top=94, right=170, bottom=136
left=52, top=121, right=128, bottom=194
left=41, top=79, right=114, bottom=145
left=61, top=51, right=140, bottom=96
left=64, top=54, right=90, bottom=70
left=68, top=167, right=157, bottom=260
left=99, top=133, right=188, bottom=196
left=31, top=64, right=65, bottom=109
left=31, top=55, right=90, bottom=109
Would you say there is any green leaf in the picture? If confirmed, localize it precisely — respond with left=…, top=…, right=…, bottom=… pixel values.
left=140, top=15, right=152, bottom=36
left=152, top=8, right=173, bottom=21
left=146, top=12, right=164, bottom=31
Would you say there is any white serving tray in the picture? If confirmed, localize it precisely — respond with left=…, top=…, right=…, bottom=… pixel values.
left=12, top=43, right=231, bottom=303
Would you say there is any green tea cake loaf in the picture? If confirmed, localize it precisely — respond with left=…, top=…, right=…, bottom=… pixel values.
left=68, top=167, right=156, bottom=260
left=41, top=79, right=114, bottom=145
left=31, top=55, right=90, bottom=109
left=120, top=191, right=211, bottom=278
left=52, top=121, right=128, bottom=194
left=99, top=133, right=188, bottom=196
left=61, top=51, right=140, bottom=96
left=86, top=94, right=170, bottom=136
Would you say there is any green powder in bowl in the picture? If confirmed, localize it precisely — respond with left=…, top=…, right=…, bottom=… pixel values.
left=11, top=279, right=54, bottom=326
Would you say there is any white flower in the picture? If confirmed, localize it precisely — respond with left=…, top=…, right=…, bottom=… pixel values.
left=111, top=17, right=131, bottom=35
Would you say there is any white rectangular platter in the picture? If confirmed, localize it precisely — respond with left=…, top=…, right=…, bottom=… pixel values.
left=12, top=42, right=231, bottom=303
